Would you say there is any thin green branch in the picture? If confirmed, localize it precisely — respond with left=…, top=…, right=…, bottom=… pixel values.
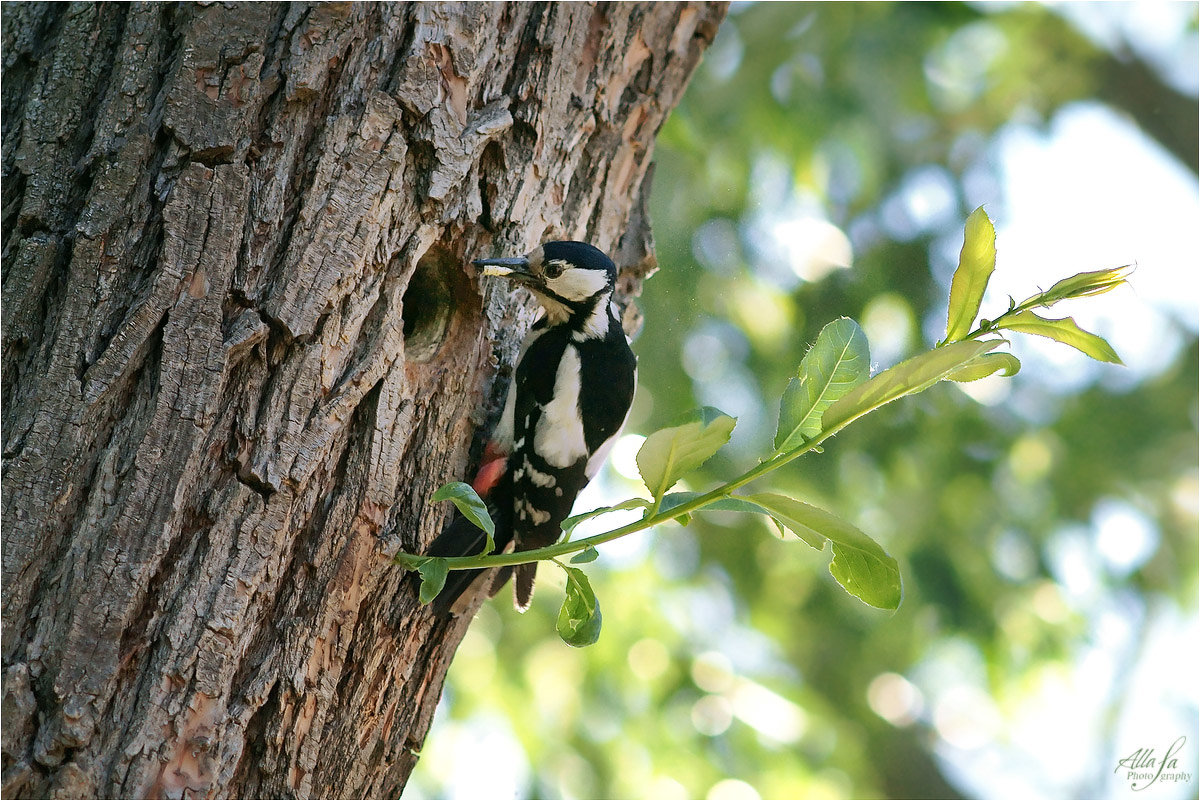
left=959, top=295, right=1042, bottom=342
left=397, top=425, right=842, bottom=572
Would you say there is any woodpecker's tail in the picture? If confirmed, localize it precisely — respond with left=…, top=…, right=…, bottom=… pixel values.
left=513, top=563, right=537, bottom=612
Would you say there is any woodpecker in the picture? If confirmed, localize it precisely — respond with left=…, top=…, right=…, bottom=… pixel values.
left=430, top=241, right=637, bottom=613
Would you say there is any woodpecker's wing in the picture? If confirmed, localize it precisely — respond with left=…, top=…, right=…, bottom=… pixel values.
left=576, top=313, right=638, bottom=472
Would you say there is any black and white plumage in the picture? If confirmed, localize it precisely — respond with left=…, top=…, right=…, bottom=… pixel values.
left=430, top=241, right=637, bottom=613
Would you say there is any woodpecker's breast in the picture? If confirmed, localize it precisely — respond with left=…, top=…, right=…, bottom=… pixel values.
left=512, top=322, right=635, bottom=463
left=533, top=345, right=588, bottom=468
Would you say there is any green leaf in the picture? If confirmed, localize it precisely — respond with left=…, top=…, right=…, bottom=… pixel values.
left=764, top=515, right=823, bottom=549
left=561, top=497, right=650, bottom=536
left=636, top=408, right=736, bottom=500
left=745, top=493, right=825, bottom=549
left=417, top=558, right=449, bottom=605
left=947, top=351, right=1021, bottom=382
left=775, top=318, right=870, bottom=452
left=431, top=482, right=495, bottom=554
left=557, top=566, right=602, bottom=647
left=1022, top=264, right=1133, bottom=308
left=570, top=546, right=599, bottom=564
left=829, top=543, right=903, bottom=612
left=747, top=493, right=901, bottom=610
left=997, top=310, right=1123, bottom=364
left=821, top=339, right=1003, bottom=435
left=944, top=207, right=997, bottom=343
left=684, top=406, right=733, bottom=426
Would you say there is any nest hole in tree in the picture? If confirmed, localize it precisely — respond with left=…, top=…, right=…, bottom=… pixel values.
left=402, top=248, right=455, bottom=363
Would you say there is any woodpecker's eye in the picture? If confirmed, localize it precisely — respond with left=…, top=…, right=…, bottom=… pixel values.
left=544, top=260, right=566, bottom=279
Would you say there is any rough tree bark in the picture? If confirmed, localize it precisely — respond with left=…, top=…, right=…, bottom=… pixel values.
left=0, top=3, right=725, bottom=797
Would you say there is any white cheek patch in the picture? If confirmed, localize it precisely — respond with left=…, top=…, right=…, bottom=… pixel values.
left=534, top=345, right=588, bottom=468
left=546, top=267, right=610, bottom=303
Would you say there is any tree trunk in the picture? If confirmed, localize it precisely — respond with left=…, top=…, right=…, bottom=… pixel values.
left=0, top=3, right=725, bottom=797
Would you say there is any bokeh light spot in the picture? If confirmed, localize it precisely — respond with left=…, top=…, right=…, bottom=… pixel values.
left=628, top=637, right=671, bottom=682
left=683, top=329, right=733, bottom=382
left=693, top=217, right=742, bottom=275
left=990, top=529, right=1037, bottom=583
left=649, top=775, right=690, bottom=799
left=691, top=694, right=734, bottom=736
left=730, top=680, right=808, bottom=744
left=729, top=283, right=793, bottom=348
left=924, top=22, right=1008, bottom=112
left=707, top=778, right=761, bottom=800
left=1092, top=498, right=1159, bottom=576
left=1031, top=580, right=1070, bottom=625
left=1008, top=432, right=1055, bottom=483
left=1045, top=527, right=1100, bottom=598
left=610, top=434, right=647, bottom=482
left=692, top=650, right=736, bottom=693
left=860, top=293, right=914, bottom=367
left=932, top=685, right=1002, bottom=750
left=1169, top=472, right=1199, bottom=520
left=771, top=217, right=853, bottom=281
left=867, top=672, right=924, bottom=727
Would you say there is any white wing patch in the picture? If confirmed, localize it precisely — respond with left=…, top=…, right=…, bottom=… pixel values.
left=517, top=499, right=551, bottom=526
left=522, top=455, right=557, bottom=488
left=534, top=344, right=588, bottom=468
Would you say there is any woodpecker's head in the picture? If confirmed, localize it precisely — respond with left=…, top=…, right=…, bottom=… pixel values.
left=474, top=241, right=617, bottom=326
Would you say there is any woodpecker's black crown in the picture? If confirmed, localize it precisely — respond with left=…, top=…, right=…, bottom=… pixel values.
left=540, top=241, right=617, bottom=279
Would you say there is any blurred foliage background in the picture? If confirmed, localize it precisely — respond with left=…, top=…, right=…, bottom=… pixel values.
left=407, top=3, right=1198, bottom=799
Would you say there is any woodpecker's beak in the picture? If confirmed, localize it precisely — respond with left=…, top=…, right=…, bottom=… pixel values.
left=473, top=256, right=535, bottom=283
